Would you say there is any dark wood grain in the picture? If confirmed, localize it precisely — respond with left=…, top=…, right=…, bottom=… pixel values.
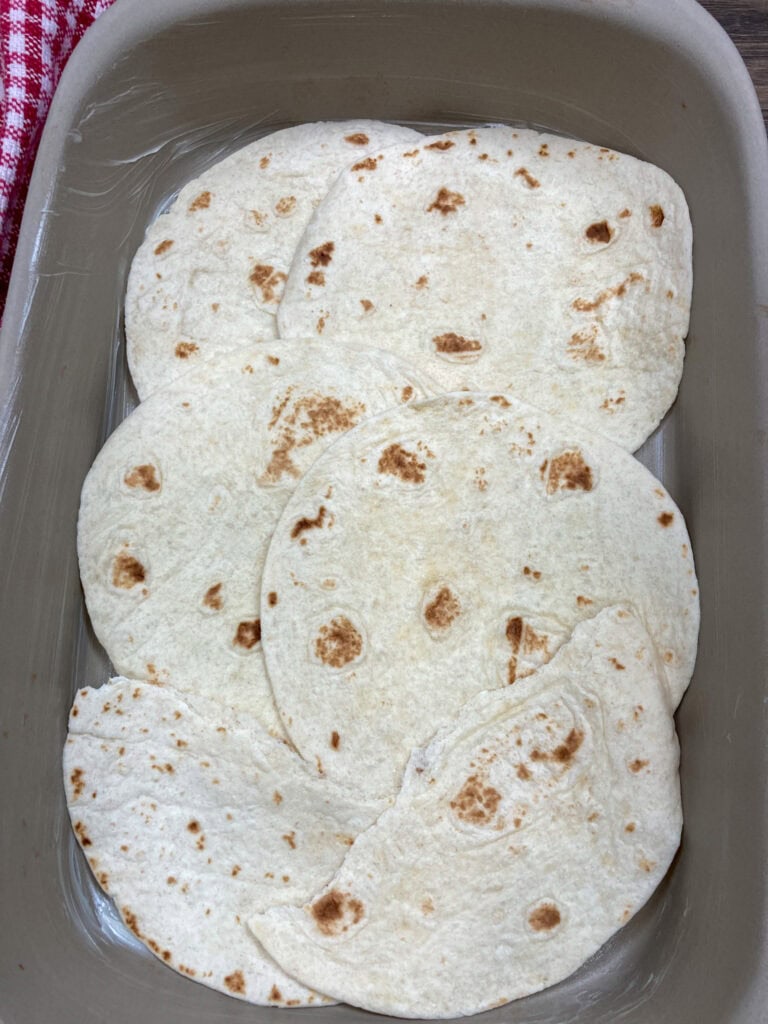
left=698, top=0, right=768, bottom=125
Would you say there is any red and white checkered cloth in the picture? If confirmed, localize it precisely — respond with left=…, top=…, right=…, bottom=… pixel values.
left=0, top=0, right=115, bottom=323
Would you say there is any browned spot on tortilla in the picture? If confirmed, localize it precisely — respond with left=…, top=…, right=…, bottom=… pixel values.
left=71, top=706, right=79, bottom=717
left=619, top=208, right=632, bottom=218
left=124, top=464, right=160, bottom=492
left=414, top=275, right=429, bottom=288
left=552, top=730, right=584, bottom=764
left=188, top=191, right=211, bottom=212
left=403, top=148, right=419, bottom=157
left=529, top=903, right=561, bottom=931
left=306, top=270, right=325, bottom=286
left=291, top=505, right=327, bottom=540
left=187, top=820, right=201, bottom=834
left=427, top=187, right=466, bottom=215
left=273, top=791, right=283, bottom=805
left=175, top=341, right=199, bottom=361
left=649, top=204, right=665, bottom=227
left=432, top=332, right=481, bottom=355
left=249, top=263, right=286, bottom=303
left=658, top=511, right=674, bottom=527
left=70, top=767, right=85, bottom=799
left=309, top=241, right=335, bottom=267
left=625, top=822, right=636, bottom=833
left=311, top=890, right=365, bottom=936
left=565, top=325, right=606, bottom=366
left=269, top=985, right=282, bottom=1003
left=515, top=167, right=540, bottom=188
left=629, top=758, right=649, bottom=773
left=224, top=970, right=246, bottom=995
left=153, top=239, right=173, bottom=256
left=166, top=876, right=177, bottom=885
left=601, top=393, right=626, bottom=411
left=489, top=395, right=510, bottom=409
left=573, top=271, right=645, bottom=312
left=516, top=763, right=532, bottom=781
left=505, top=616, right=550, bottom=681
left=233, top=619, right=261, bottom=649
left=143, top=661, right=167, bottom=686
left=546, top=449, right=593, bottom=494
left=112, top=552, right=145, bottom=588
left=378, top=443, right=426, bottom=484
left=282, top=831, right=296, bottom=850
left=315, top=617, right=363, bottom=668
left=586, top=220, right=612, bottom=243
left=262, top=392, right=365, bottom=484
left=267, top=591, right=278, bottom=607
left=345, top=132, right=369, bottom=145
left=522, top=566, right=541, bottom=581
left=179, top=965, right=196, bottom=977
left=316, top=315, right=326, bottom=334
left=426, top=139, right=455, bottom=150
left=401, top=385, right=414, bottom=402
left=451, top=774, right=502, bottom=825
left=530, top=728, right=584, bottom=767
left=610, top=657, right=626, bottom=670
left=374, top=213, right=383, bottom=224
left=122, top=907, right=141, bottom=937
left=331, top=730, right=340, bottom=750
left=576, top=595, right=593, bottom=607
left=203, top=582, right=223, bottom=610
left=267, top=355, right=280, bottom=366
left=352, top=156, right=378, bottom=172
left=538, top=143, right=549, bottom=157
left=424, top=586, right=461, bottom=629
left=275, top=195, right=296, bottom=215
left=421, top=897, right=435, bottom=914
left=360, top=298, right=374, bottom=312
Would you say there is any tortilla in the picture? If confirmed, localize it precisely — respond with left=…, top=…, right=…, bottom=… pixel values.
left=278, top=126, right=692, bottom=451
left=260, top=393, right=699, bottom=802
left=77, top=342, right=435, bottom=736
left=64, top=677, right=383, bottom=1005
left=125, top=119, right=421, bottom=399
left=249, top=607, right=682, bottom=1018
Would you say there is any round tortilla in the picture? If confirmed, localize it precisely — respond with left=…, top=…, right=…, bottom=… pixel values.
left=64, top=678, right=381, bottom=1006
left=260, top=393, right=699, bottom=801
left=125, top=119, right=421, bottom=399
left=77, top=342, right=436, bottom=736
left=250, top=608, right=682, bottom=1018
left=278, top=126, right=692, bottom=451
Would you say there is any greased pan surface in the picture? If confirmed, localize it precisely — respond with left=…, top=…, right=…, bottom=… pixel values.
left=1, top=1, right=766, bottom=1022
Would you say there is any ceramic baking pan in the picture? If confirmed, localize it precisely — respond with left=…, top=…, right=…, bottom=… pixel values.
left=1, top=0, right=766, bottom=1021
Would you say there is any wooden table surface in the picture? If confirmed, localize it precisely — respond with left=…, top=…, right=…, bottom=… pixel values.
left=699, top=1, right=768, bottom=125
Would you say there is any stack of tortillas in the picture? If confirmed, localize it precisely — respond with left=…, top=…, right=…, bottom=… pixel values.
left=65, top=119, right=698, bottom=1017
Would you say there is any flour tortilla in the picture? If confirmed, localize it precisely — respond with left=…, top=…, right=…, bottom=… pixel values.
left=64, top=678, right=383, bottom=1005
left=77, top=342, right=435, bottom=736
left=249, top=607, right=681, bottom=1018
left=126, top=120, right=421, bottom=399
left=260, top=393, right=698, bottom=801
left=278, top=126, right=692, bottom=451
